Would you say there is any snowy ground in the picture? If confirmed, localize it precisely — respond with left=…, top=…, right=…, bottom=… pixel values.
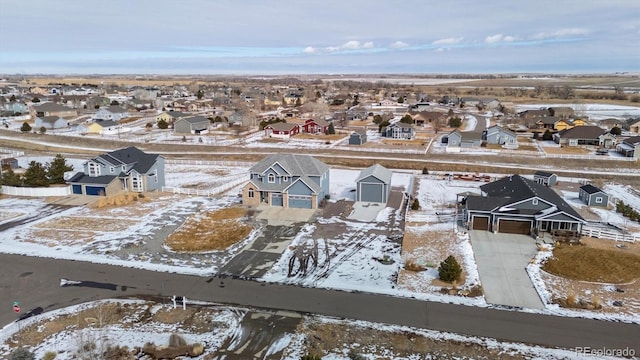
left=515, top=103, right=640, bottom=121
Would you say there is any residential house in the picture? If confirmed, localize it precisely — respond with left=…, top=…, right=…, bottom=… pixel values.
left=533, top=171, right=557, bottom=187
left=535, top=117, right=575, bottom=131
left=67, top=146, right=165, bottom=196
left=579, top=184, right=609, bottom=207
left=156, top=111, right=186, bottom=124
left=241, top=154, right=330, bottom=209
left=409, top=111, right=446, bottom=126
left=35, top=116, right=67, bottom=129
left=627, top=118, right=640, bottom=133
left=408, top=102, right=432, bottom=112
left=228, top=111, right=244, bottom=126
left=518, top=109, right=550, bottom=120
left=264, top=122, right=300, bottom=139
left=616, top=136, right=640, bottom=159
left=95, top=105, right=129, bottom=122
left=484, top=125, right=517, bottom=146
left=31, top=102, right=78, bottom=118
left=349, top=128, right=367, bottom=145
left=382, top=122, right=415, bottom=140
left=174, top=116, right=210, bottom=134
left=3, top=101, right=27, bottom=114
left=302, top=118, right=329, bottom=134
left=355, top=164, right=392, bottom=204
left=446, top=130, right=483, bottom=148
left=87, top=120, right=126, bottom=135
left=464, top=175, right=585, bottom=235
left=548, top=107, right=574, bottom=119
left=553, top=126, right=613, bottom=147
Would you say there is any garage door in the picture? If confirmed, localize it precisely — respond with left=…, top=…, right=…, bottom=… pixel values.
left=498, top=219, right=531, bottom=234
left=85, top=186, right=106, bottom=196
left=72, top=184, right=82, bottom=194
left=271, top=193, right=283, bottom=207
left=471, top=216, right=489, bottom=230
left=289, top=195, right=312, bottom=209
left=360, top=183, right=384, bottom=203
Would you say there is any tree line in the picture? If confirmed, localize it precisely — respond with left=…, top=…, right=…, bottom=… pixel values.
left=1, top=154, right=73, bottom=187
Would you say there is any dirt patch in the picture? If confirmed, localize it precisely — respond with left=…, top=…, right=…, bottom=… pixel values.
left=28, top=229, right=98, bottom=246
left=165, top=207, right=252, bottom=252
left=381, top=138, right=427, bottom=146
left=543, top=146, right=591, bottom=155
left=92, top=193, right=151, bottom=209
left=34, top=216, right=135, bottom=232
left=542, top=243, right=640, bottom=283
left=295, top=133, right=346, bottom=141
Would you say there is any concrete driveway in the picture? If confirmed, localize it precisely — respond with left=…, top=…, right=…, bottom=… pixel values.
left=469, top=230, right=544, bottom=309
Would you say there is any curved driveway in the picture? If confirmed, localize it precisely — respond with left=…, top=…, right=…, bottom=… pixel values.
left=1, top=254, right=638, bottom=352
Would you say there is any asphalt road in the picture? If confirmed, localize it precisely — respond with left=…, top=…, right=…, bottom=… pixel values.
left=1, top=254, right=638, bottom=353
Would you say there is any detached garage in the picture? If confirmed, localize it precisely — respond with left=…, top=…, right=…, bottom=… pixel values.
left=355, top=164, right=393, bottom=204
left=497, top=219, right=532, bottom=234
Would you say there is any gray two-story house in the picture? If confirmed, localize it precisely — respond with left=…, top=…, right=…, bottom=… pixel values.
left=67, top=146, right=165, bottom=196
left=382, top=122, right=415, bottom=140
left=242, top=154, right=330, bottom=209
left=484, top=125, right=517, bottom=146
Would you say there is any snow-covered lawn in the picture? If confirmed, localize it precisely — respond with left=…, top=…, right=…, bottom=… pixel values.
left=515, top=103, right=640, bottom=120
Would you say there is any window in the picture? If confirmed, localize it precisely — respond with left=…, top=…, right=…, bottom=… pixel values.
left=268, top=173, right=275, bottom=183
left=131, top=175, right=142, bottom=192
left=595, top=197, right=603, bottom=203
left=154, top=170, right=158, bottom=183
left=248, top=188, right=254, bottom=198
left=109, top=166, right=115, bottom=173
left=88, top=162, right=100, bottom=177
left=532, top=198, right=538, bottom=205
left=122, top=165, right=126, bottom=171
left=282, top=176, right=289, bottom=182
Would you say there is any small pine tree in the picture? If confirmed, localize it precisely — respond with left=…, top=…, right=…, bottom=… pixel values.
left=10, top=347, right=35, bottom=360
left=411, top=198, right=420, bottom=210
left=327, top=122, right=336, bottom=135
left=157, top=119, right=169, bottom=129
left=20, top=122, right=32, bottom=132
left=23, top=161, right=49, bottom=187
left=0, top=168, right=22, bottom=186
left=438, top=255, right=462, bottom=282
left=47, top=154, right=73, bottom=184
left=422, top=167, right=429, bottom=175
left=542, top=129, right=553, bottom=141
left=39, top=126, right=47, bottom=134
left=181, top=135, right=187, bottom=142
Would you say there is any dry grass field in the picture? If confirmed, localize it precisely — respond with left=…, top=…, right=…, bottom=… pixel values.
left=543, top=146, right=591, bottom=155
left=295, top=133, right=347, bottom=141
left=165, top=207, right=252, bottom=252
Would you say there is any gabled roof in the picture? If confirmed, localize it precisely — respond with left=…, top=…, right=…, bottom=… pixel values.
left=265, top=122, right=298, bottom=132
left=103, top=105, right=127, bottom=113
left=250, top=154, right=329, bottom=177
left=389, top=122, right=414, bottom=129
left=486, top=125, right=516, bottom=136
left=32, top=102, right=72, bottom=112
left=178, top=116, right=209, bottom=124
left=94, top=120, right=118, bottom=127
left=478, top=175, right=583, bottom=220
left=94, top=146, right=161, bottom=174
left=67, top=173, right=117, bottom=185
left=305, top=118, right=329, bottom=127
left=580, top=184, right=605, bottom=195
left=351, top=128, right=367, bottom=136
left=623, top=136, right=640, bottom=146
left=556, top=125, right=606, bottom=139
left=537, top=116, right=562, bottom=125
left=534, top=171, right=555, bottom=178
left=356, top=164, right=392, bottom=185
left=39, top=116, right=62, bottom=124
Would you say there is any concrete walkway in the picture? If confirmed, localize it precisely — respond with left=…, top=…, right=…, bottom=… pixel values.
left=469, top=230, right=544, bottom=309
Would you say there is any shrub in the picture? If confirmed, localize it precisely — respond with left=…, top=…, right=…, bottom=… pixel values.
left=411, top=198, right=420, bottom=210
left=39, top=126, right=47, bottom=134
left=438, top=255, right=462, bottom=282
left=10, top=348, right=35, bottom=360
left=20, top=122, right=32, bottom=133
left=422, top=166, right=429, bottom=175
left=542, top=129, right=553, bottom=141
left=42, top=351, right=57, bottom=360
left=301, top=355, right=322, bottom=360
left=404, top=259, right=426, bottom=272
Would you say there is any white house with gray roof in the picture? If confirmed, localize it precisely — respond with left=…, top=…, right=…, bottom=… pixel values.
left=355, top=164, right=392, bottom=204
left=174, top=116, right=210, bottom=134
left=67, top=146, right=165, bottom=196
left=241, top=154, right=330, bottom=209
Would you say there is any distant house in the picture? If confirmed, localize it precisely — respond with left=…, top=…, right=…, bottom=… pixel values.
left=87, top=120, right=128, bottom=135
left=302, top=118, right=329, bottom=134
left=35, top=116, right=67, bottom=129
left=31, top=103, right=78, bottom=118
left=616, top=136, right=640, bottom=159
left=579, top=184, right=609, bottom=207
left=553, top=126, right=613, bottom=147
left=174, top=116, right=210, bottom=134
left=228, top=111, right=244, bottom=126
left=349, top=128, right=367, bottom=145
left=446, top=130, right=483, bottom=148
left=518, top=109, right=550, bottom=120
left=264, top=122, right=300, bottom=139
left=535, top=117, right=574, bottom=131
left=533, top=171, right=557, bottom=187
left=484, top=125, right=517, bottom=146
left=156, top=111, right=186, bottom=124
left=95, top=105, right=129, bottom=122
left=355, top=164, right=392, bottom=204
left=627, top=118, right=640, bottom=133
left=67, top=146, right=165, bottom=196
left=382, top=122, right=414, bottom=140
left=241, top=154, right=330, bottom=209
left=548, top=107, right=574, bottom=119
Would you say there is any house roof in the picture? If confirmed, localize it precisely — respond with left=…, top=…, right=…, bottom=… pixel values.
left=104, top=105, right=127, bottom=113
left=251, top=154, right=329, bottom=178
left=164, top=111, right=187, bottom=118
left=94, top=120, right=118, bottom=127
left=95, top=146, right=161, bottom=174
left=32, top=102, right=72, bottom=112
left=356, top=164, right=392, bottom=185
left=179, top=116, right=209, bottom=124
left=306, top=118, right=329, bottom=127
left=265, top=122, right=298, bottom=132
left=623, top=136, right=640, bottom=146
left=556, top=125, right=606, bottom=139
left=39, top=116, right=62, bottom=124
left=487, top=125, right=516, bottom=136
left=389, top=122, right=414, bottom=129
left=580, top=184, right=605, bottom=195
left=537, top=116, right=562, bottom=125
left=476, top=174, right=583, bottom=220
left=534, top=171, right=555, bottom=178
left=352, top=128, right=367, bottom=136
left=67, top=172, right=117, bottom=186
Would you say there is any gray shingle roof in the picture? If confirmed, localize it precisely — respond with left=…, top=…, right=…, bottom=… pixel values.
left=557, top=126, right=606, bottom=139
left=250, top=154, right=329, bottom=177
left=534, top=171, right=555, bottom=178
left=67, top=172, right=117, bottom=185
left=580, top=184, right=604, bottom=195
left=356, top=164, right=392, bottom=185
left=179, top=116, right=209, bottom=124
left=96, top=146, right=161, bottom=174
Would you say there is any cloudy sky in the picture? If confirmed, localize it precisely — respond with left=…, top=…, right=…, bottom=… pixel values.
left=0, top=0, right=638, bottom=74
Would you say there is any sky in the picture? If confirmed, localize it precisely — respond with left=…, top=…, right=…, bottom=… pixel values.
left=0, top=0, right=638, bottom=75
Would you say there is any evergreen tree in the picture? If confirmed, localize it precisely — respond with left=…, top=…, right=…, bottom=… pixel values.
left=23, top=161, right=49, bottom=187
left=157, top=119, right=169, bottom=129
left=47, top=154, right=73, bottom=184
left=39, top=126, right=47, bottom=134
left=327, top=122, right=335, bottom=135
left=438, top=255, right=462, bottom=282
left=0, top=168, right=22, bottom=186
left=400, top=114, right=413, bottom=124
left=20, top=122, right=32, bottom=132
left=542, top=129, right=553, bottom=141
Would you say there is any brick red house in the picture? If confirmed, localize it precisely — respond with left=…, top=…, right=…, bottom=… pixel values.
left=302, top=118, right=329, bottom=134
left=264, top=122, right=300, bottom=139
